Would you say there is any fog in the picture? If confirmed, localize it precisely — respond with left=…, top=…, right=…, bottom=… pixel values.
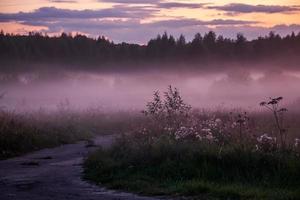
left=1, top=67, right=300, bottom=112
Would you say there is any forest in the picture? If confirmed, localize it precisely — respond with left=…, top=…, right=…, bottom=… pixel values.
left=1, top=31, right=300, bottom=71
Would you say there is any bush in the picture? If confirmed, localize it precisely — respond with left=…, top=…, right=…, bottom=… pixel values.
left=84, top=87, right=300, bottom=199
left=84, top=133, right=300, bottom=198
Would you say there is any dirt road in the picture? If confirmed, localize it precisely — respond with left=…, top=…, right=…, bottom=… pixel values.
left=0, top=135, right=165, bottom=200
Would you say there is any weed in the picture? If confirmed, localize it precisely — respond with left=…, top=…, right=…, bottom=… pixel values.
left=260, top=97, right=288, bottom=149
left=84, top=87, right=300, bottom=199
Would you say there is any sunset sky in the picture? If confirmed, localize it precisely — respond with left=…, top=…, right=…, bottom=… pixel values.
left=0, top=0, right=300, bottom=43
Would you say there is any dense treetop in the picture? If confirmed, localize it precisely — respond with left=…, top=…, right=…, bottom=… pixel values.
left=0, top=31, right=300, bottom=70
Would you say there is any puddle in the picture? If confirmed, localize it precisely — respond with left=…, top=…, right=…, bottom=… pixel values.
left=21, top=161, right=39, bottom=166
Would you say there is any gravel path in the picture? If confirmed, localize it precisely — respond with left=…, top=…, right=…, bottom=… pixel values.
left=0, top=135, right=167, bottom=200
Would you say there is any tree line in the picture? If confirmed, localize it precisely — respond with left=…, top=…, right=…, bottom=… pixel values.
left=0, top=30, right=300, bottom=70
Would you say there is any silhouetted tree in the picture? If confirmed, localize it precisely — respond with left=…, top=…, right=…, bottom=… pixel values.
left=0, top=30, right=300, bottom=70
left=235, top=33, right=247, bottom=58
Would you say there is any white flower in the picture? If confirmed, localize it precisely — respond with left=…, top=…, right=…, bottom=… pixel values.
left=196, top=134, right=203, bottom=141
left=206, top=132, right=214, bottom=141
left=256, top=133, right=277, bottom=152
left=231, top=122, right=237, bottom=128
left=174, top=126, right=200, bottom=140
left=257, top=134, right=275, bottom=143
left=201, top=128, right=211, bottom=133
left=295, top=138, right=300, bottom=147
left=215, top=118, right=222, bottom=124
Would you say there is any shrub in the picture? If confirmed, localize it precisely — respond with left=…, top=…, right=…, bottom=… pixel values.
left=84, top=89, right=300, bottom=199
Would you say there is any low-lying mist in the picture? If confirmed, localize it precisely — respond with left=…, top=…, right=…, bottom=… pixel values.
left=1, top=65, right=300, bottom=112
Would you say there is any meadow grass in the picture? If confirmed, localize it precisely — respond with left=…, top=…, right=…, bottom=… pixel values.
left=83, top=87, right=300, bottom=199
left=2, top=86, right=300, bottom=199
left=84, top=134, right=300, bottom=199
left=0, top=108, right=140, bottom=159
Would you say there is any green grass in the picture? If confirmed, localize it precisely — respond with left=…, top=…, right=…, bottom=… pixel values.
left=84, top=135, right=300, bottom=199
left=0, top=109, right=140, bottom=159
left=0, top=111, right=92, bottom=159
left=91, top=178, right=299, bottom=199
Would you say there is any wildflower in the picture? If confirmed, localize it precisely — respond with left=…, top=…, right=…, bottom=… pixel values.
left=140, top=128, right=148, bottom=135
left=201, top=128, right=211, bottom=133
left=215, top=118, right=222, bottom=124
left=206, top=132, right=214, bottom=141
left=196, top=134, right=203, bottom=141
left=175, top=134, right=181, bottom=140
left=295, top=138, right=300, bottom=148
left=256, top=133, right=277, bottom=152
left=257, top=134, right=275, bottom=143
left=231, top=122, right=237, bottom=128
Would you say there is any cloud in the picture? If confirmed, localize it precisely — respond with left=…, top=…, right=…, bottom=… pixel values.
left=99, top=0, right=205, bottom=9
left=157, top=2, right=205, bottom=9
left=17, top=16, right=260, bottom=43
left=32, top=19, right=140, bottom=32
left=208, top=3, right=300, bottom=14
left=0, top=5, right=299, bottom=44
left=85, top=23, right=300, bottom=44
left=208, top=19, right=257, bottom=26
left=0, top=6, right=156, bottom=22
left=49, top=0, right=77, bottom=3
left=97, top=0, right=160, bottom=4
left=2, top=7, right=256, bottom=31
left=17, top=17, right=256, bottom=33
left=147, top=18, right=257, bottom=28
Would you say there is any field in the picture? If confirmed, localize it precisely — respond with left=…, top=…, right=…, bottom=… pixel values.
left=83, top=87, right=300, bottom=199
left=1, top=86, right=300, bottom=199
left=0, top=105, right=139, bottom=159
left=1, top=2, right=300, bottom=199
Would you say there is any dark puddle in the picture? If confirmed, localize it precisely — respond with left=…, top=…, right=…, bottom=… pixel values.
left=21, top=161, right=39, bottom=166
left=15, top=180, right=41, bottom=191
left=37, top=156, right=53, bottom=160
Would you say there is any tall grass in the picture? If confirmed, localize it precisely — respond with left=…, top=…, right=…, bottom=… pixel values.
left=0, top=106, right=141, bottom=159
left=84, top=86, right=300, bottom=199
left=84, top=136, right=300, bottom=198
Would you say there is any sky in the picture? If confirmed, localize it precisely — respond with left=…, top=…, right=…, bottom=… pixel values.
left=0, top=0, right=300, bottom=43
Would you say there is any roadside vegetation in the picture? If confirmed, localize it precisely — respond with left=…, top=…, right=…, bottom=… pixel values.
left=0, top=95, right=139, bottom=159
left=84, top=86, right=300, bottom=200
left=1, top=85, right=300, bottom=198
